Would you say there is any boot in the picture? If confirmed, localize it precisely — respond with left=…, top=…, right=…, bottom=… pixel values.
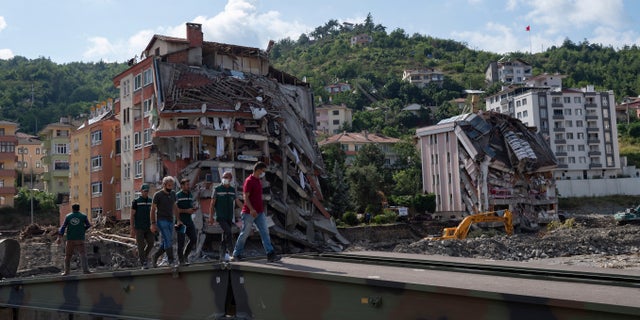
left=61, top=260, right=70, bottom=276
left=81, top=255, right=92, bottom=274
left=152, top=248, right=165, bottom=268
left=166, top=248, right=175, bottom=267
left=178, top=251, right=185, bottom=266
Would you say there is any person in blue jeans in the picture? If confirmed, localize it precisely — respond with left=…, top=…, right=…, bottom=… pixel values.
left=232, top=162, right=280, bottom=262
left=150, top=176, right=178, bottom=267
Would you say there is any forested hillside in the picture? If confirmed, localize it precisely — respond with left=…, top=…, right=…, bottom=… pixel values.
left=0, top=57, right=126, bottom=134
left=2, top=14, right=640, bottom=137
left=270, top=14, right=640, bottom=136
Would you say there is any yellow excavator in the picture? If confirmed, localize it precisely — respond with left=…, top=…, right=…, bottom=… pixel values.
left=430, top=210, right=514, bottom=240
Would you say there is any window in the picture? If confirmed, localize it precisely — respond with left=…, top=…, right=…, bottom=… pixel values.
left=124, top=163, right=131, bottom=180
left=568, top=157, right=576, bottom=163
left=122, top=79, right=131, bottom=97
left=123, top=107, right=130, bottom=124
left=576, top=120, right=583, bottom=127
left=574, top=97, right=582, bottom=103
left=0, top=142, right=15, bottom=153
left=143, top=69, right=153, bottom=86
left=516, top=100, right=521, bottom=107
left=566, top=133, right=574, bottom=139
left=91, top=207, right=103, bottom=218
left=332, top=120, right=340, bottom=125
left=55, top=144, right=68, bottom=154
left=522, top=98, right=527, bottom=105
left=144, top=129, right=152, bottom=145
left=36, top=148, right=40, bottom=154
left=539, top=96, right=547, bottom=105
left=56, top=130, right=69, bottom=137
left=54, top=161, right=70, bottom=170
left=134, top=132, right=142, bottom=149
left=124, top=191, right=131, bottom=208
left=91, top=156, right=102, bottom=171
left=91, top=182, right=103, bottom=195
left=601, top=97, right=608, bottom=106
left=575, top=108, right=583, bottom=116
left=91, top=130, right=102, bottom=146
left=552, top=97, right=561, bottom=104
left=563, top=97, right=571, bottom=103
left=0, top=128, right=4, bottom=136
left=143, top=98, right=152, bottom=116
left=36, top=161, right=41, bottom=168
left=565, top=120, right=572, bottom=127
left=332, top=110, right=339, bottom=115
left=123, top=135, right=131, bottom=152
left=115, top=193, right=122, bottom=210
left=578, top=132, right=585, bottom=139
left=578, top=145, right=585, bottom=151
left=135, top=160, right=142, bottom=178
left=564, top=109, right=571, bottom=116
left=134, top=73, right=142, bottom=91
left=523, top=110, right=528, bottom=117
left=567, top=145, right=575, bottom=152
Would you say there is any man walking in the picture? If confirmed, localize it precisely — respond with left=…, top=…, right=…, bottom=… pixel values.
left=210, top=171, right=243, bottom=261
left=58, top=203, right=92, bottom=275
left=150, top=176, right=178, bottom=267
left=130, top=184, right=154, bottom=269
left=231, top=162, right=281, bottom=262
left=176, top=178, right=197, bottom=265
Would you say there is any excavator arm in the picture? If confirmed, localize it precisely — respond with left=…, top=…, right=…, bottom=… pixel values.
left=432, top=210, right=513, bottom=240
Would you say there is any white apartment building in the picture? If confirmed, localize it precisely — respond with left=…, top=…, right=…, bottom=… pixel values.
left=315, top=104, right=353, bottom=134
left=485, top=58, right=533, bottom=85
left=485, top=74, right=620, bottom=181
left=402, top=68, right=444, bottom=88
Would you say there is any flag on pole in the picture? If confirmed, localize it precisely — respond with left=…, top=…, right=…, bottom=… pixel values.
left=526, top=25, right=530, bottom=31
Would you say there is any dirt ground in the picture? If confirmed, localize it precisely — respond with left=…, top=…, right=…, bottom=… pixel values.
left=8, top=204, right=640, bottom=277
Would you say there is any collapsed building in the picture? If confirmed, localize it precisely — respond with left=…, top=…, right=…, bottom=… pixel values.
left=114, top=23, right=348, bottom=254
left=416, top=111, right=558, bottom=229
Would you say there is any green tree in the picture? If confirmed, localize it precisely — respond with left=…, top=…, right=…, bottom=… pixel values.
left=346, top=164, right=384, bottom=213
left=328, top=161, right=351, bottom=218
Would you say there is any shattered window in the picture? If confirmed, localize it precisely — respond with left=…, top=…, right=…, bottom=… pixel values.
left=569, top=157, right=575, bottom=163
left=575, top=108, right=583, bottom=115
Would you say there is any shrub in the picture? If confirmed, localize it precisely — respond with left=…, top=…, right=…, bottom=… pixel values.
left=372, top=211, right=397, bottom=224
left=342, top=211, right=359, bottom=226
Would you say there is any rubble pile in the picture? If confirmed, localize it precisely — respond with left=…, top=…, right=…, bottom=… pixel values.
left=391, top=215, right=640, bottom=268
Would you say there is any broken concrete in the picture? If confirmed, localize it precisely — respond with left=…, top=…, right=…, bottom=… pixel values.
left=417, top=111, right=558, bottom=228
left=149, top=50, right=347, bottom=254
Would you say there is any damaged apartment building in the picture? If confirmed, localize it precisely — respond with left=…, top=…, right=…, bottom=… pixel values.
left=416, top=111, right=558, bottom=228
left=113, top=23, right=348, bottom=253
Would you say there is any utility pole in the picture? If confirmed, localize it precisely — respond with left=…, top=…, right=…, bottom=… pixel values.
left=30, top=155, right=34, bottom=225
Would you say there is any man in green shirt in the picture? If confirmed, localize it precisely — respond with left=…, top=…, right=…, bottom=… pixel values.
left=210, top=171, right=243, bottom=261
left=130, top=184, right=154, bottom=269
left=58, top=203, right=92, bottom=275
left=176, top=178, right=197, bottom=265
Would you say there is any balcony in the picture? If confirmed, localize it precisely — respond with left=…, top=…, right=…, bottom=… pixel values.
left=589, top=163, right=602, bottom=169
left=554, top=139, right=567, bottom=145
left=551, top=103, right=563, bottom=108
left=585, top=115, right=598, bottom=120
left=557, top=164, right=568, bottom=168
left=553, top=127, right=565, bottom=132
left=587, top=139, right=600, bottom=144
left=555, top=152, right=568, bottom=156
left=552, top=114, right=564, bottom=119
left=586, top=127, right=599, bottom=132
left=588, top=151, right=601, bottom=156
left=584, top=103, right=597, bottom=108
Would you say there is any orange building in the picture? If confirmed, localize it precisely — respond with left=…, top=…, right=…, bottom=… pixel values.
left=63, top=100, right=120, bottom=221
left=0, top=121, right=18, bottom=207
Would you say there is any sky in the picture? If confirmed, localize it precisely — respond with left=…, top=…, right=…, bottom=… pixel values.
left=1, top=0, right=640, bottom=64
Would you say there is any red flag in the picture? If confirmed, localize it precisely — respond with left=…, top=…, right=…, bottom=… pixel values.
left=526, top=25, right=530, bottom=31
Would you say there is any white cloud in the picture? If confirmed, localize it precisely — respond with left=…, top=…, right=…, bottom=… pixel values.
left=0, top=16, right=6, bottom=32
left=452, top=22, right=525, bottom=54
left=82, top=37, right=117, bottom=62
left=525, top=0, right=625, bottom=34
left=0, top=48, right=14, bottom=60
